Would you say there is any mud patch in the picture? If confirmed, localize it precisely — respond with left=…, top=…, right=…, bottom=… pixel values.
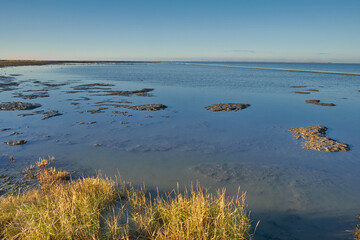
left=86, top=107, right=108, bottom=114
left=103, top=88, right=154, bottom=97
left=289, top=125, right=350, bottom=152
left=72, top=83, right=115, bottom=91
left=4, top=140, right=27, bottom=145
left=17, top=110, right=63, bottom=119
left=13, top=92, right=49, bottom=99
left=0, top=102, right=41, bottom=111
left=204, top=103, right=250, bottom=112
left=0, top=75, right=19, bottom=91
left=0, top=128, right=11, bottom=132
left=40, top=110, right=63, bottom=120
left=305, top=100, right=335, bottom=107
left=76, top=121, right=96, bottom=125
left=126, top=104, right=167, bottom=111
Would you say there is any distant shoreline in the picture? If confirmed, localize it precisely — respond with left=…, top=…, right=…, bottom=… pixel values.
left=175, top=62, right=360, bottom=76
left=0, top=60, right=157, bottom=68
left=2, top=60, right=360, bottom=76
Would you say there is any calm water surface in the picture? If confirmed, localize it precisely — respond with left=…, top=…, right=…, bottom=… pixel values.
left=0, top=62, right=360, bottom=239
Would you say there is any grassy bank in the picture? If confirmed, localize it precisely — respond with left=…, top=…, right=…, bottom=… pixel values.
left=0, top=165, right=254, bottom=239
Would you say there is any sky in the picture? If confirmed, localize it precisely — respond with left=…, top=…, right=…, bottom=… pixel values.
left=1, top=0, right=359, bottom=62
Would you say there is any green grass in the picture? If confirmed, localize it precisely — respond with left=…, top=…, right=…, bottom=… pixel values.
left=0, top=165, right=254, bottom=239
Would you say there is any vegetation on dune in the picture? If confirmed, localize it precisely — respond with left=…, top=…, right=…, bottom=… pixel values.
left=0, top=160, right=254, bottom=240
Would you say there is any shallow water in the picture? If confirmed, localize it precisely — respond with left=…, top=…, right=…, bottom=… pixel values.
left=0, top=62, right=360, bottom=239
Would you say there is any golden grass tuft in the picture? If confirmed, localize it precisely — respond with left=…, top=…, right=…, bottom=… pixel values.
left=37, top=167, right=70, bottom=185
left=0, top=176, right=117, bottom=239
left=356, top=216, right=360, bottom=240
left=36, top=158, right=50, bottom=168
left=125, top=184, right=253, bottom=240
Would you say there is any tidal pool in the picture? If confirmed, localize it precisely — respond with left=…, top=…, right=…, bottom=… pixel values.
left=0, top=62, right=360, bottom=239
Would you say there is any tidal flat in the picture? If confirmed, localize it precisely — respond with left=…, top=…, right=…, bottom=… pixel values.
left=0, top=62, right=360, bottom=239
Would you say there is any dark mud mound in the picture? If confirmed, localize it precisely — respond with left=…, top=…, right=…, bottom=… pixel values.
left=294, top=91, right=310, bottom=94
left=0, top=102, right=41, bottom=111
left=289, top=125, right=350, bottom=152
left=126, top=104, right=167, bottom=111
left=305, top=100, right=335, bottom=107
left=204, top=103, right=250, bottom=112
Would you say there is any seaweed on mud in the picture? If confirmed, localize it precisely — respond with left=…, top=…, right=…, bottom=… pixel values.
left=305, top=100, right=335, bottom=107
left=294, top=91, right=310, bottom=94
left=289, top=125, right=350, bottom=152
left=0, top=102, right=41, bottom=111
left=204, top=103, right=250, bottom=112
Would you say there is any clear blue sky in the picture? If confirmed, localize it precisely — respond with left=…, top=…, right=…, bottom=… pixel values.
left=1, top=0, right=359, bottom=62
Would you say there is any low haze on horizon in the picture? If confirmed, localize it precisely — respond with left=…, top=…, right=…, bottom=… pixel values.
left=1, top=0, right=360, bottom=63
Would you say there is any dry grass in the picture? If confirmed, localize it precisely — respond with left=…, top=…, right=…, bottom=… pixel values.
left=22, top=165, right=36, bottom=179
left=1, top=163, right=254, bottom=240
left=0, top=176, right=117, bottom=239
left=124, top=184, right=253, bottom=240
left=37, top=167, right=70, bottom=186
left=356, top=216, right=360, bottom=240
left=36, top=158, right=50, bottom=168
